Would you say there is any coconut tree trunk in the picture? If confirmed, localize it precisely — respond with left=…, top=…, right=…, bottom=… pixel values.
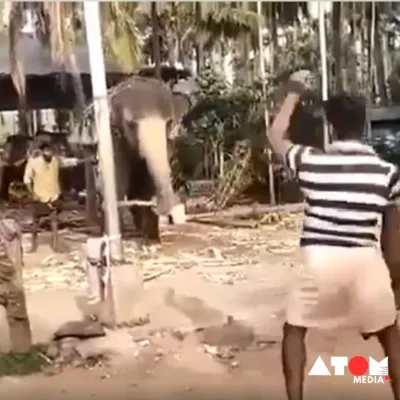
left=270, top=3, right=278, bottom=74
left=332, top=2, right=343, bottom=91
left=151, top=2, right=162, bottom=80
left=8, top=3, right=29, bottom=135
left=374, top=4, right=388, bottom=104
left=348, top=3, right=358, bottom=92
left=195, top=2, right=203, bottom=75
left=166, top=2, right=179, bottom=68
left=239, top=1, right=251, bottom=83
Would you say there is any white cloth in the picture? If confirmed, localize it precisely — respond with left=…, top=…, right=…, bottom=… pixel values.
left=85, top=237, right=105, bottom=303
left=286, top=245, right=397, bottom=334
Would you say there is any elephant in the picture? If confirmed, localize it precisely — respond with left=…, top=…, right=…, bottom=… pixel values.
left=90, top=76, right=192, bottom=243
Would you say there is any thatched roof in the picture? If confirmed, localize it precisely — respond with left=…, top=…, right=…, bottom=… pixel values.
left=0, top=35, right=123, bottom=76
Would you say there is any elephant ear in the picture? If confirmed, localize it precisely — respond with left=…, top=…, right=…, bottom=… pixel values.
left=78, top=76, right=178, bottom=143
left=172, top=92, right=192, bottom=123
left=108, top=76, right=175, bottom=121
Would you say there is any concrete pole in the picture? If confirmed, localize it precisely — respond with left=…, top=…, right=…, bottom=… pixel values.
left=318, top=1, right=330, bottom=150
left=84, top=2, right=123, bottom=260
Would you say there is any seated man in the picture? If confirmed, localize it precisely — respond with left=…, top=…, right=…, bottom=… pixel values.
left=23, top=140, right=83, bottom=252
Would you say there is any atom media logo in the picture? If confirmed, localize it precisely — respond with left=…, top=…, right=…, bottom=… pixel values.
left=308, top=356, right=389, bottom=384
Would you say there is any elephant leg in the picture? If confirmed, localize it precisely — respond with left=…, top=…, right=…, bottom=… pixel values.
left=130, top=205, right=143, bottom=232
left=141, top=207, right=160, bottom=243
left=112, top=137, right=132, bottom=236
left=129, top=205, right=160, bottom=242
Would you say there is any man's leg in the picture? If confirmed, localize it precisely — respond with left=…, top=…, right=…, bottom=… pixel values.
left=282, top=323, right=307, bottom=400
left=355, top=249, right=400, bottom=400
left=373, top=324, right=400, bottom=400
left=50, top=207, right=60, bottom=252
left=30, top=204, right=39, bottom=253
left=283, top=246, right=346, bottom=400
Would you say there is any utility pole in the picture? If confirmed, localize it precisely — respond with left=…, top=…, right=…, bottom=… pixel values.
left=84, top=2, right=122, bottom=260
left=318, top=1, right=330, bottom=150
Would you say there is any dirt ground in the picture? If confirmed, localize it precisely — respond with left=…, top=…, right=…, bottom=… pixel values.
left=0, top=207, right=395, bottom=400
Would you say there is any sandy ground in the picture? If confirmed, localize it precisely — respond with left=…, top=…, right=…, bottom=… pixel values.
left=0, top=209, right=396, bottom=400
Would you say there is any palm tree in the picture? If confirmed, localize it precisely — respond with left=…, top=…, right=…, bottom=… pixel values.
left=332, top=2, right=342, bottom=92
left=150, top=2, right=161, bottom=80
left=7, top=1, right=143, bottom=123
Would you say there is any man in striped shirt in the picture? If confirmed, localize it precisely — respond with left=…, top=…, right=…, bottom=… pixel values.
left=267, top=71, right=400, bottom=400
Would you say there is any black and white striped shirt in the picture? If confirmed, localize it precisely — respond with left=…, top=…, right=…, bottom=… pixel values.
left=285, top=140, right=400, bottom=247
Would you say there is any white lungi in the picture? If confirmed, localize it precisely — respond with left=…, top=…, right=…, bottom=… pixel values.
left=286, top=245, right=397, bottom=334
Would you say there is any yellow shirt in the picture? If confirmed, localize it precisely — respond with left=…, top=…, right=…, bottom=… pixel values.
left=23, top=155, right=78, bottom=203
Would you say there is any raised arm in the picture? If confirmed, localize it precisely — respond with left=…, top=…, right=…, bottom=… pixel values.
left=266, top=70, right=314, bottom=178
left=267, top=93, right=300, bottom=156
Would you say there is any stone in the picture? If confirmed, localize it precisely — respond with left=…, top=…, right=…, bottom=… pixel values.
left=169, top=328, right=185, bottom=341
left=59, top=344, right=78, bottom=363
left=74, top=330, right=138, bottom=360
left=199, top=316, right=254, bottom=350
left=60, top=337, right=81, bottom=350
left=130, top=327, right=149, bottom=342
left=46, top=341, right=60, bottom=359
left=53, top=320, right=106, bottom=340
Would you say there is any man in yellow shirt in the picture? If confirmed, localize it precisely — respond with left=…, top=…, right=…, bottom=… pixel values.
left=23, top=140, right=82, bottom=252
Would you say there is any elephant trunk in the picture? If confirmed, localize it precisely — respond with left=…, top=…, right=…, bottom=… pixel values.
left=137, top=117, right=175, bottom=215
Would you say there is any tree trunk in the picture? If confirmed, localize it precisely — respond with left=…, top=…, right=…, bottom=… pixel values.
left=66, top=51, right=98, bottom=227
left=195, top=2, right=203, bottom=75
left=166, top=2, right=179, bottom=68
left=151, top=2, right=162, bottom=80
left=240, top=1, right=251, bottom=83
left=348, top=3, right=358, bottom=92
left=270, top=4, right=278, bottom=74
left=332, top=2, right=343, bottom=91
left=374, top=5, right=388, bottom=104
left=222, top=40, right=234, bottom=85
left=8, top=4, right=29, bottom=135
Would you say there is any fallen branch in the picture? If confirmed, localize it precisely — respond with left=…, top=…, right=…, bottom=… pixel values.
left=143, top=267, right=172, bottom=282
left=187, top=202, right=305, bottom=222
left=117, top=199, right=155, bottom=208
left=191, top=217, right=260, bottom=229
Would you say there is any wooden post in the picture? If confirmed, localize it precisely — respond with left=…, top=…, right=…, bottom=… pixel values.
left=3, top=220, right=32, bottom=352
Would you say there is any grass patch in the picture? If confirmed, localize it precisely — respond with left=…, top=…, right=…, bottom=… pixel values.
left=0, top=346, right=50, bottom=377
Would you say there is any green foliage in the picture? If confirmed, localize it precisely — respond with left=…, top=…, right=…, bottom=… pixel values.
left=0, top=346, right=49, bottom=377
left=172, top=68, right=269, bottom=183
left=182, top=68, right=267, bottom=145
left=366, top=122, right=400, bottom=164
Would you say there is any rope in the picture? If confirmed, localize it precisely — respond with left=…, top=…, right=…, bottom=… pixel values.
left=100, top=233, right=121, bottom=296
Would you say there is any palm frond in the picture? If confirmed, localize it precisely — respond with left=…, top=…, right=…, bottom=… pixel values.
left=100, top=2, right=143, bottom=73
left=8, top=3, right=25, bottom=102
